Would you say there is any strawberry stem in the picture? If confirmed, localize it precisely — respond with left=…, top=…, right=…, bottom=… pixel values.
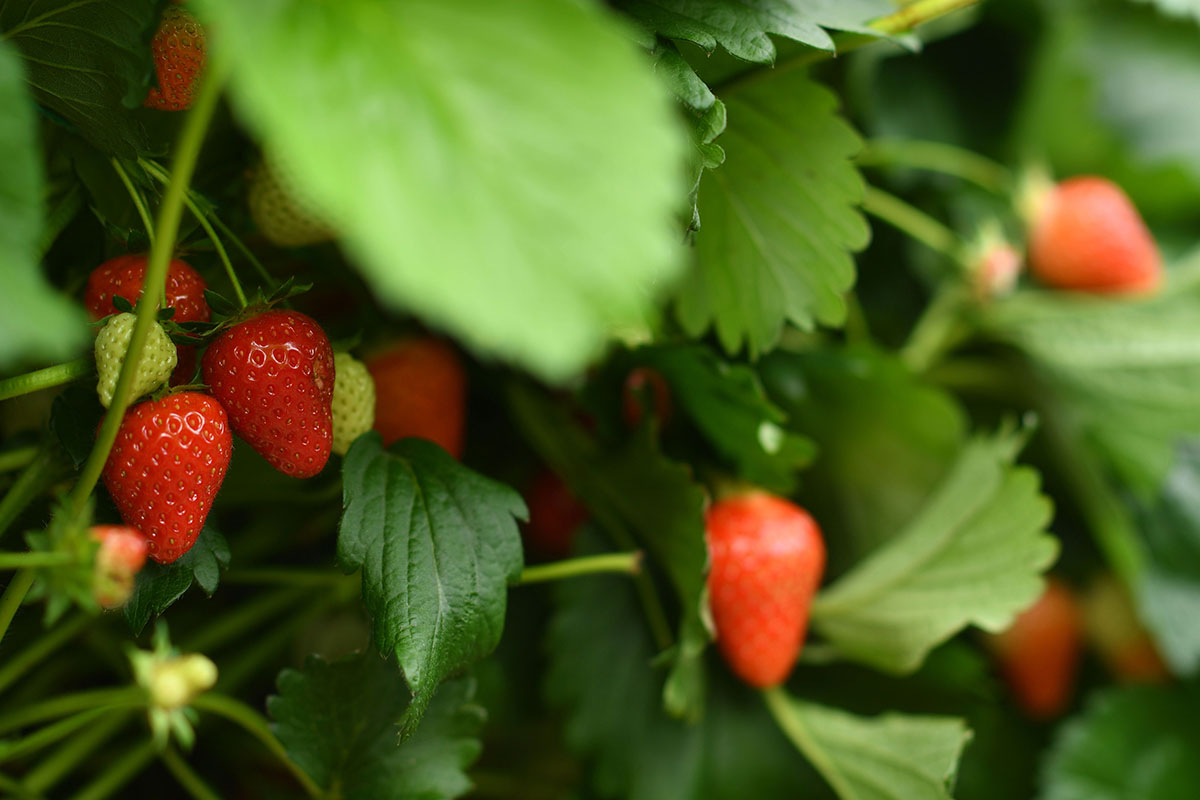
left=0, top=448, right=65, bottom=544
left=0, top=551, right=75, bottom=570
left=862, top=185, right=966, bottom=267
left=0, top=568, right=36, bottom=649
left=0, top=686, right=146, bottom=736
left=0, top=446, right=36, bottom=474
left=179, top=191, right=248, bottom=307
left=0, top=706, right=114, bottom=764
left=0, top=613, right=89, bottom=696
left=900, top=285, right=973, bottom=373
left=0, top=357, right=92, bottom=402
left=517, top=551, right=642, bottom=585
left=856, top=139, right=1013, bottom=194
left=109, top=158, right=157, bottom=249
left=22, top=711, right=131, bottom=796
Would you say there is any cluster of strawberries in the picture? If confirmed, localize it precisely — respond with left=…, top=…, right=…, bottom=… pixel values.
left=84, top=255, right=465, bottom=595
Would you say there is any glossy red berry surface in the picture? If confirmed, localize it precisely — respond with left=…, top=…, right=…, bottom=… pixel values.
left=84, top=255, right=210, bottom=323
left=101, top=393, right=232, bottom=564
left=202, top=310, right=335, bottom=478
left=144, top=5, right=207, bottom=111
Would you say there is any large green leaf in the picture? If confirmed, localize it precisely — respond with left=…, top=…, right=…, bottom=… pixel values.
left=616, top=0, right=894, bottom=63
left=765, top=689, right=970, bottom=800
left=675, top=72, right=869, bottom=356
left=1041, top=684, right=1200, bottom=800
left=199, top=0, right=688, bottom=382
left=0, top=0, right=158, bottom=156
left=338, top=434, right=525, bottom=736
left=269, top=654, right=483, bottom=800
left=811, top=432, right=1058, bottom=673
left=0, top=37, right=88, bottom=370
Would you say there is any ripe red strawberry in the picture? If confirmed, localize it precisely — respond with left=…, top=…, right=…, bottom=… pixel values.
left=705, top=491, right=825, bottom=688
left=523, top=470, right=587, bottom=561
left=987, top=578, right=1083, bottom=719
left=102, top=393, right=232, bottom=564
left=366, top=337, right=466, bottom=458
left=144, top=5, right=207, bottom=111
left=85, top=254, right=210, bottom=385
left=202, top=310, right=335, bottom=478
left=622, top=367, right=672, bottom=429
left=1027, top=176, right=1161, bottom=294
left=89, top=525, right=150, bottom=608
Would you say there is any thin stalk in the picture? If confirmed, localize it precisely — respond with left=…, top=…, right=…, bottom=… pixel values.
left=182, top=587, right=309, bottom=654
left=862, top=185, right=964, bottom=264
left=0, top=359, right=92, bottom=402
left=180, top=193, right=247, bottom=307
left=22, top=711, right=130, bottom=795
left=762, top=687, right=855, bottom=799
left=518, top=552, right=642, bottom=585
left=66, top=740, right=155, bottom=800
left=0, top=707, right=112, bottom=763
left=160, top=747, right=222, bottom=800
left=0, top=613, right=89, bottom=696
left=0, top=569, right=36, bottom=647
left=0, top=772, right=39, bottom=800
left=856, top=139, right=1013, bottom=194
left=190, top=693, right=322, bottom=800
left=63, top=56, right=228, bottom=527
left=0, top=687, right=144, bottom=736
left=0, top=447, right=38, bottom=474
left=109, top=159, right=156, bottom=248
left=0, top=552, right=75, bottom=570
left=900, top=286, right=972, bottom=373
left=0, top=448, right=61, bottom=541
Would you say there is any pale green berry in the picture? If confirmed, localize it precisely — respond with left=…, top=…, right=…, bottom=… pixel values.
left=331, top=353, right=376, bottom=455
left=248, top=159, right=334, bottom=247
left=95, top=313, right=178, bottom=408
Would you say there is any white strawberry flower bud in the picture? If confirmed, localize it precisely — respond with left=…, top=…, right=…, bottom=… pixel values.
left=95, top=312, right=177, bottom=407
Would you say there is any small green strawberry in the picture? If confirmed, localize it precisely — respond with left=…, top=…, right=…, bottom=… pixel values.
left=95, top=313, right=178, bottom=408
left=332, top=353, right=376, bottom=455
left=248, top=160, right=334, bottom=247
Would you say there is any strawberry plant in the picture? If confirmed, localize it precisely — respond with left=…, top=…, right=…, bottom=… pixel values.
left=3, top=0, right=1200, bottom=798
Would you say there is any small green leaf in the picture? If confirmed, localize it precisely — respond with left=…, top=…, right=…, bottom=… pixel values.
left=764, top=688, right=971, bottom=800
left=202, top=290, right=239, bottom=318
left=0, top=38, right=88, bottom=370
left=811, top=431, right=1058, bottom=673
left=124, top=527, right=231, bottom=635
left=198, top=0, right=688, bottom=382
left=338, top=434, right=525, bottom=736
left=269, top=653, right=484, bottom=800
left=1042, top=684, right=1200, bottom=800
left=675, top=73, right=869, bottom=355
left=0, top=0, right=158, bottom=156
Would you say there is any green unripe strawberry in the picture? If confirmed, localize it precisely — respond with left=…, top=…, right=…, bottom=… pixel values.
left=95, top=313, right=178, bottom=408
left=331, top=353, right=376, bottom=456
left=248, top=160, right=334, bottom=247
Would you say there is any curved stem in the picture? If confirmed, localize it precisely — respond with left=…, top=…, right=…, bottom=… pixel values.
left=22, top=711, right=130, bottom=795
left=190, top=693, right=322, bottom=799
left=160, top=747, right=221, bottom=800
left=900, top=286, right=972, bottom=373
left=862, top=186, right=964, bottom=265
left=0, top=569, right=36, bottom=648
left=0, top=707, right=112, bottom=763
left=66, top=740, right=155, bottom=800
left=109, top=159, right=157, bottom=249
left=181, top=587, right=310, bottom=654
left=0, top=447, right=38, bottom=474
left=0, top=448, right=62, bottom=541
left=0, top=687, right=145, bottom=737
left=209, top=213, right=274, bottom=287
left=0, top=359, right=92, bottom=402
left=0, top=613, right=89, bottom=696
left=518, top=552, right=642, bottom=585
left=0, top=552, right=75, bottom=570
left=856, top=139, right=1012, bottom=194
left=762, top=687, right=856, bottom=799
left=179, top=193, right=247, bottom=307
left=63, top=57, right=228, bottom=527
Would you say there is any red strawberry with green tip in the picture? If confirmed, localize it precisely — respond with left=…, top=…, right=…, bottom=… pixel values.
left=101, top=393, right=232, bottom=564
left=706, top=491, right=826, bottom=689
left=202, top=310, right=335, bottom=478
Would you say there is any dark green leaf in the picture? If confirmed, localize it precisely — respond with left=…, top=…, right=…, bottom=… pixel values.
left=0, top=0, right=158, bottom=156
left=51, top=383, right=103, bottom=469
left=338, top=434, right=525, bottom=737
left=0, top=37, right=88, bottom=370
left=269, top=653, right=483, bottom=800
left=124, top=527, right=231, bottom=635
left=199, top=0, right=688, bottom=381
left=675, top=73, right=869, bottom=355
left=202, top=290, right=238, bottom=318
left=1042, top=684, right=1200, bottom=800
left=616, top=0, right=895, bottom=63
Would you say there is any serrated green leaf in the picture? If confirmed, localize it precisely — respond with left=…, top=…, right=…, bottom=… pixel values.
left=0, top=0, right=158, bottom=156
left=765, top=689, right=970, bottom=800
left=760, top=347, right=966, bottom=570
left=675, top=73, right=869, bottom=355
left=1041, top=684, right=1200, bottom=800
left=338, top=434, right=524, bottom=737
left=508, top=383, right=709, bottom=719
left=984, top=286, right=1200, bottom=494
left=124, top=527, right=231, bottom=635
left=811, top=432, right=1058, bottom=673
left=269, top=653, right=484, bottom=800
left=0, top=38, right=88, bottom=370
left=616, top=0, right=895, bottom=63
left=198, top=0, right=687, bottom=382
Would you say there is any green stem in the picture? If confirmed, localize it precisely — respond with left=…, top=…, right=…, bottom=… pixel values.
left=0, top=614, right=89, bottom=696
left=900, top=286, right=972, bottom=373
left=182, top=587, right=310, bottom=654
left=926, top=357, right=1027, bottom=402
left=0, top=447, right=38, bottom=474
left=109, top=159, right=157, bottom=248
left=0, top=359, right=92, bottom=402
left=221, top=568, right=348, bottom=588
left=518, top=552, right=642, bottom=585
left=21, top=711, right=129, bottom=795
left=842, top=291, right=872, bottom=346
left=63, top=57, right=228, bottom=527
left=209, top=213, right=274, bottom=287
left=717, top=0, right=982, bottom=94
left=216, top=594, right=341, bottom=693
left=0, top=552, right=75, bottom=570
left=0, top=569, right=36, bottom=647
left=856, top=139, right=1013, bottom=194
left=190, top=693, right=323, bottom=800
left=0, top=687, right=145, bottom=737
left=762, top=687, right=856, bottom=799
left=0, top=449, right=62, bottom=542
left=0, top=707, right=113, bottom=763
left=179, top=193, right=247, bottom=307
left=862, top=185, right=964, bottom=264
left=160, top=747, right=221, bottom=800
left=0, top=771, right=40, bottom=800
left=66, top=740, right=155, bottom=800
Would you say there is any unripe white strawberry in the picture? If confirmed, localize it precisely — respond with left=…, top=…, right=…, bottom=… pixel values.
left=95, top=313, right=177, bottom=408
left=248, top=159, right=334, bottom=247
left=331, top=352, right=376, bottom=455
